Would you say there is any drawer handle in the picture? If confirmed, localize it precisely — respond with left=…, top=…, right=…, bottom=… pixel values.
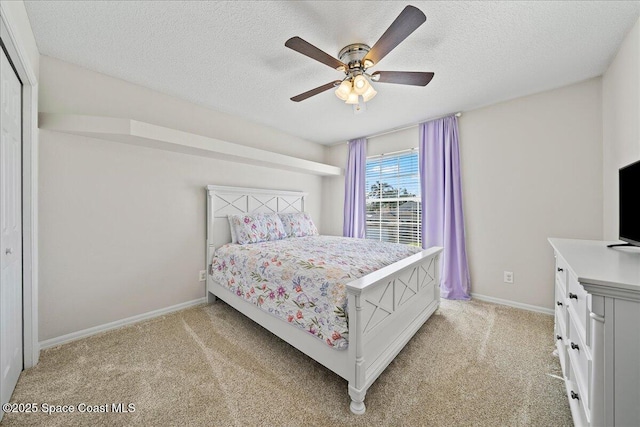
left=557, top=267, right=564, bottom=272
left=571, top=342, right=580, bottom=351
left=569, top=293, right=578, bottom=300
left=556, top=334, right=562, bottom=341
left=556, top=301, right=563, bottom=306
left=571, top=391, right=579, bottom=400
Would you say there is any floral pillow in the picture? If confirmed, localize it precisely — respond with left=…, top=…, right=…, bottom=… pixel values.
left=278, top=212, right=319, bottom=238
left=229, top=213, right=287, bottom=244
left=260, top=213, right=288, bottom=241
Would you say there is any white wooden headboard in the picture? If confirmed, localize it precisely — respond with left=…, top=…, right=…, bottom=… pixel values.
left=205, top=185, right=307, bottom=264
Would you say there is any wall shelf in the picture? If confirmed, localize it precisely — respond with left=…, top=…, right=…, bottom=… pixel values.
left=38, top=113, right=342, bottom=177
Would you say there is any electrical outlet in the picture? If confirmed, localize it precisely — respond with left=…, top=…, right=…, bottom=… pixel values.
left=199, top=270, right=207, bottom=282
left=504, top=271, right=514, bottom=284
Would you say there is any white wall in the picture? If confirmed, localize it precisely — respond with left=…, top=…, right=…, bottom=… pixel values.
left=38, top=56, right=325, bottom=341
left=603, top=17, right=640, bottom=240
left=323, top=78, right=603, bottom=310
left=39, top=56, right=324, bottom=163
left=460, top=79, right=602, bottom=309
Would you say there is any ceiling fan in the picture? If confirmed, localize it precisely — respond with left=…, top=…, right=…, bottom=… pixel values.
left=285, top=5, right=434, bottom=106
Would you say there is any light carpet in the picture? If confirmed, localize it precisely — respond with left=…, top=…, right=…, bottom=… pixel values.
left=2, top=299, right=572, bottom=426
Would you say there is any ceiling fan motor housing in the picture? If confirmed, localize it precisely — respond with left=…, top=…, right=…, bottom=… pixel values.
left=338, top=43, right=371, bottom=72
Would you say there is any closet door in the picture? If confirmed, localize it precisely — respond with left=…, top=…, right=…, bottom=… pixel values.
left=0, top=47, right=23, bottom=408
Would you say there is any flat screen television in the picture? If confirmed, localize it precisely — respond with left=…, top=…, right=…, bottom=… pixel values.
left=619, top=160, right=640, bottom=247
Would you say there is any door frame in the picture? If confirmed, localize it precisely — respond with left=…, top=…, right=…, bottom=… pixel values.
left=0, top=4, right=39, bottom=368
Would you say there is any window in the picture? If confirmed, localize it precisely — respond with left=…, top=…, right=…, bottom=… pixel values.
left=365, top=150, right=421, bottom=246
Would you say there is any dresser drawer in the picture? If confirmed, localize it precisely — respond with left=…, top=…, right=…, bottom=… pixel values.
left=555, top=323, right=568, bottom=375
left=555, top=285, right=568, bottom=338
left=568, top=317, right=591, bottom=418
left=555, top=253, right=568, bottom=290
left=567, top=271, right=589, bottom=341
left=566, top=367, right=589, bottom=427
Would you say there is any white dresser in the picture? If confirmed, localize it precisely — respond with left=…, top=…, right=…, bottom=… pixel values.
left=549, top=238, right=640, bottom=427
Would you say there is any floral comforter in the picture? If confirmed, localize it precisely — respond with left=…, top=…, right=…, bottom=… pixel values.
left=210, top=236, right=421, bottom=349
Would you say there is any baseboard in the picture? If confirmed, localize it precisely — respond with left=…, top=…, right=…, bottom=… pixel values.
left=39, top=297, right=207, bottom=350
left=471, top=293, right=553, bottom=315
left=39, top=293, right=549, bottom=349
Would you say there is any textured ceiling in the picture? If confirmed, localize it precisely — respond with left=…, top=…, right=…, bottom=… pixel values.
left=24, top=1, right=640, bottom=145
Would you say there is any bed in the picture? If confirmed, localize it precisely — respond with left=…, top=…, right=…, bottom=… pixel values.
left=205, top=185, right=442, bottom=414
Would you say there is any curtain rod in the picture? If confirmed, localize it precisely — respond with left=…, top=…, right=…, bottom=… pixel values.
left=366, top=111, right=462, bottom=140
left=367, top=147, right=417, bottom=159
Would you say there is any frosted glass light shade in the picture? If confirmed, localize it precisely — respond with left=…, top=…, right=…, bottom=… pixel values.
left=353, top=75, right=368, bottom=95
left=362, top=85, right=377, bottom=102
left=335, top=80, right=352, bottom=101
left=345, top=91, right=359, bottom=105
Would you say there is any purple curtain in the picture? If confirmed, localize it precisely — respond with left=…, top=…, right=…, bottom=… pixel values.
left=343, top=138, right=367, bottom=238
left=419, top=116, right=471, bottom=300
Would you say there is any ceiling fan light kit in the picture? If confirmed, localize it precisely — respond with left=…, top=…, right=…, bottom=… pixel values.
left=335, top=80, right=352, bottom=101
left=353, top=75, right=368, bottom=94
left=284, top=5, right=434, bottom=111
left=345, top=91, right=360, bottom=105
left=336, top=72, right=377, bottom=106
left=362, top=85, right=377, bottom=102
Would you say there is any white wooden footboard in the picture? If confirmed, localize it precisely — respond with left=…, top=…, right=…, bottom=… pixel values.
left=346, top=247, right=442, bottom=414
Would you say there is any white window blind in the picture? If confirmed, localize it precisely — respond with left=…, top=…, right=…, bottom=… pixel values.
left=365, top=150, right=421, bottom=246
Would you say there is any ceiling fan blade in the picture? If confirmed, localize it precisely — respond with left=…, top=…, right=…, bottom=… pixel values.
left=285, top=37, right=346, bottom=70
left=291, top=81, right=341, bottom=102
left=372, top=71, right=434, bottom=86
left=364, top=5, right=426, bottom=66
